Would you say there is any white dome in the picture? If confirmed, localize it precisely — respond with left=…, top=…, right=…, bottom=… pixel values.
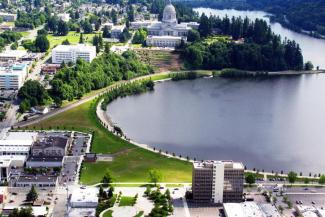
left=162, top=1, right=177, bottom=24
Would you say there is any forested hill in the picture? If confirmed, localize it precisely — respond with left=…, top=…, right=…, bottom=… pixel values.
left=185, top=0, right=325, bottom=37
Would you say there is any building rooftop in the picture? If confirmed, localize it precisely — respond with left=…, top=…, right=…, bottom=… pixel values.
left=147, top=35, right=182, bottom=40
left=193, top=160, right=244, bottom=170
left=224, top=202, right=274, bottom=217
left=70, top=187, right=98, bottom=206
left=1, top=131, right=38, bottom=141
left=17, top=174, right=58, bottom=183
left=27, top=156, right=63, bottom=162
left=0, top=50, right=27, bottom=58
left=69, top=208, right=96, bottom=217
left=33, top=136, right=68, bottom=150
left=53, top=44, right=96, bottom=52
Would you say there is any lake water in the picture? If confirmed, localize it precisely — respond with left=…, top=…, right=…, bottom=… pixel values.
left=194, top=8, right=325, bottom=69
left=108, top=76, right=325, bottom=174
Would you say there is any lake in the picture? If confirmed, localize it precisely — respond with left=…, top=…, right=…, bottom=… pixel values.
left=108, top=75, right=325, bottom=174
left=194, top=8, right=325, bottom=69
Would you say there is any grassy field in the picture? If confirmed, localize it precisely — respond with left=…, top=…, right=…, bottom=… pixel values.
left=47, top=31, right=98, bottom=48
left=119, top=196, right=135, bottom=206
left=27, top=82, right=192, bottom=184
left=203, top=35, right=231, bottom=45
left=103, top=210, right=113, bottom=217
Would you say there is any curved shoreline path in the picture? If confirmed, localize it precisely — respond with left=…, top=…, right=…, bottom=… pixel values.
left=14, top=71, right=173, bottom=128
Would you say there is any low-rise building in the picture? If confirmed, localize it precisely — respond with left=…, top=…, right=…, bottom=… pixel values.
left=0, top=50, right=27, bottom=62
left=102, top=22, right=113, bottom=30
left=110, top=25, right=125, bottom=39
left=68, top=208, right=96, bottom=217
left=15, top=174, right=58, bottom=187
left=130, top=21, right=157, bottom=30
left=57, top=13, right=70, bottom=22
left=0, top=12, right=17, bottom=22
left=70, top=187, right=98, bottom=208
left=224, top=202, right=281, bottom=217
left=32, top=136, right=69, bottom=157
left=0, top=155, right=26, bottom=181
left=0, top=63, right=28, bottom=90
left=52, top=44, right=96, bottom=64
left=26, top=156, right=63, bottom=168
left=146, top=35, right=182, bottom=47
left=192, top=160, right=244, bottom=204
left=41, top=64, right=61, bottom=74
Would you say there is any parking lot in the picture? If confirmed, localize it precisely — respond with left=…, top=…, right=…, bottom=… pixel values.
left=58, top=156, right=81, bottom=186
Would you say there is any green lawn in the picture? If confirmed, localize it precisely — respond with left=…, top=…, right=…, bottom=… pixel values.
left=134, top=211, right=144, bottom=217
left=103, top=210, right=113, bottom=217
left=28, top=84, right=192, bottom=184
left=47, top=31, right=98, bottom=48
left=119, top=196, right=135, bottom=206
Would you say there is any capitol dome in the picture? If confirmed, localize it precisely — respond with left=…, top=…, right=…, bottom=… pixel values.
left=162, top=0, right=177, bottom=25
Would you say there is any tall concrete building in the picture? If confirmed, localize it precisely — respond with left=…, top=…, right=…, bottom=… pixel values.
left=192, top=160, right=244, bottom=204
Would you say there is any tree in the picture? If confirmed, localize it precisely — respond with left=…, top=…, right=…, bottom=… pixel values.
left=319, top=175, right=325, bottom=184
left=245, top=173, right=256, bottom=185
left=102, top=171, right=113, bottom=187
left=132, top=28, right=147, bottom=44
left=148, top=169, right=162, bottom=186
left=82, top=21, right=93, bottom=34
left=278, top=205, right=284, bottom=214
left=79, top=33, right=84, bottom=44
left=26, top=186, right=38, bottom=202
left=57, top=20, right=69, bottom=36
left=198, top=13, right=211, bottom=37
left=187, top=29, right=200, bottom=42
left=305, top=61, right=314, bottom=70
left=102, top=26, right=111, bottom=38
left=62, top=39, right=70, bottom=45
left=34, top=34, right=49, bottom=52
left=288, top=171, right=297, bottom=184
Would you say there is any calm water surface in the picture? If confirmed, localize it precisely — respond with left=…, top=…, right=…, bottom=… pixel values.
left=194, top=8, right=325, bottom=69
left=108, top=76, right=325, bottom=174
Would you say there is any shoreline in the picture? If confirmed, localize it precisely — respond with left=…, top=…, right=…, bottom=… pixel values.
left=96, top=76, right=322, bottom=182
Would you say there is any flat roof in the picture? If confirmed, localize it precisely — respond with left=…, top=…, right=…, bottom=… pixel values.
left=28, top=156, right=63, bottom=162
left=1, top=131, right=38, bottom=141
left=69, top=208, right=96, bottom=217
left=193, top=160, right=244, bottom=169
left=70, top=187, right=98, bottom=204
left=0, top=146, right=30, bottom=152
left=224, top=202, right=281, bottom=217
left=147, top=35, right=182, bottom=40
left=0, top=139, right=34, bottom=146
left=0, top=50, right=27, bottom=58
left=53, top=44, right=96, bottom=52
left=17, top=174, right=58, bottom=183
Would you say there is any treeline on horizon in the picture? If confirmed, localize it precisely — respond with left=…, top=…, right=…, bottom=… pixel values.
left=184, top=0, right=325, bottom=37
left=18, top=51, right=153, bottom=113
left=182, top=14, right=304, bottom=71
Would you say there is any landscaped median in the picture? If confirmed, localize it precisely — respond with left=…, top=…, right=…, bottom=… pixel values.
left=24, top=71, right=209, bottom=185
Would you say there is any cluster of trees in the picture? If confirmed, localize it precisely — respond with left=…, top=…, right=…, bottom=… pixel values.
left=144, top=186, right=173, bottom=216
left=246, top=0, right=325, bottom=37
left=101, top=79, right=155, bottom=110
left=15, top=10, right=46, bottom=29
left=0, top=31, right=22, bottom=51
left=132, top=28, right=147, bottom=44
left=46, top=16, right=69, bottom=36
left=96, top=172, right=116, bottom=217
left=18, top=80, right=50, bottom=113
left=183, top=16, right=304, bottom=71
left=8, top=207, right=33, bottom=217
left=18, top=51, right=152, bottom=112
left=22, top=31, right=50, bottom=53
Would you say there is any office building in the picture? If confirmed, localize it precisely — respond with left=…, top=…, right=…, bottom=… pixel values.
left=52, top=44, right=96, bottom=64
left=0, top=63, right=28, bottom=90
left=192, top=160, right=244, bottom=203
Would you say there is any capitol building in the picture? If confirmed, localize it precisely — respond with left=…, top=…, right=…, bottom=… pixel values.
left=146, top=0, right=199, bottom=47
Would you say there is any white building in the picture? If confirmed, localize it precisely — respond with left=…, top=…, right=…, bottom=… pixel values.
left=146, top=0, right=198, bottom=47
left=111, top=25, right=125, bottom=39
left=0, top=63, right=28, bottom=90
left=0, top=12, right=17, bottom=22
left=0, top=155, right=26, bottom=181
left=70, top=187, right=98, bottom=208
left=52, top=44, right=96, bottom=64
left=0, top=131, right=37, bottom=156
left=130, top=21, right=158, bottom=30
left=224, top=202, right=281, bottom=217
left=57, top=13, right=70, bottom=22
left=0, top=50, right=27, bottom=62
left=102, top=22, right=114, bottom=30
